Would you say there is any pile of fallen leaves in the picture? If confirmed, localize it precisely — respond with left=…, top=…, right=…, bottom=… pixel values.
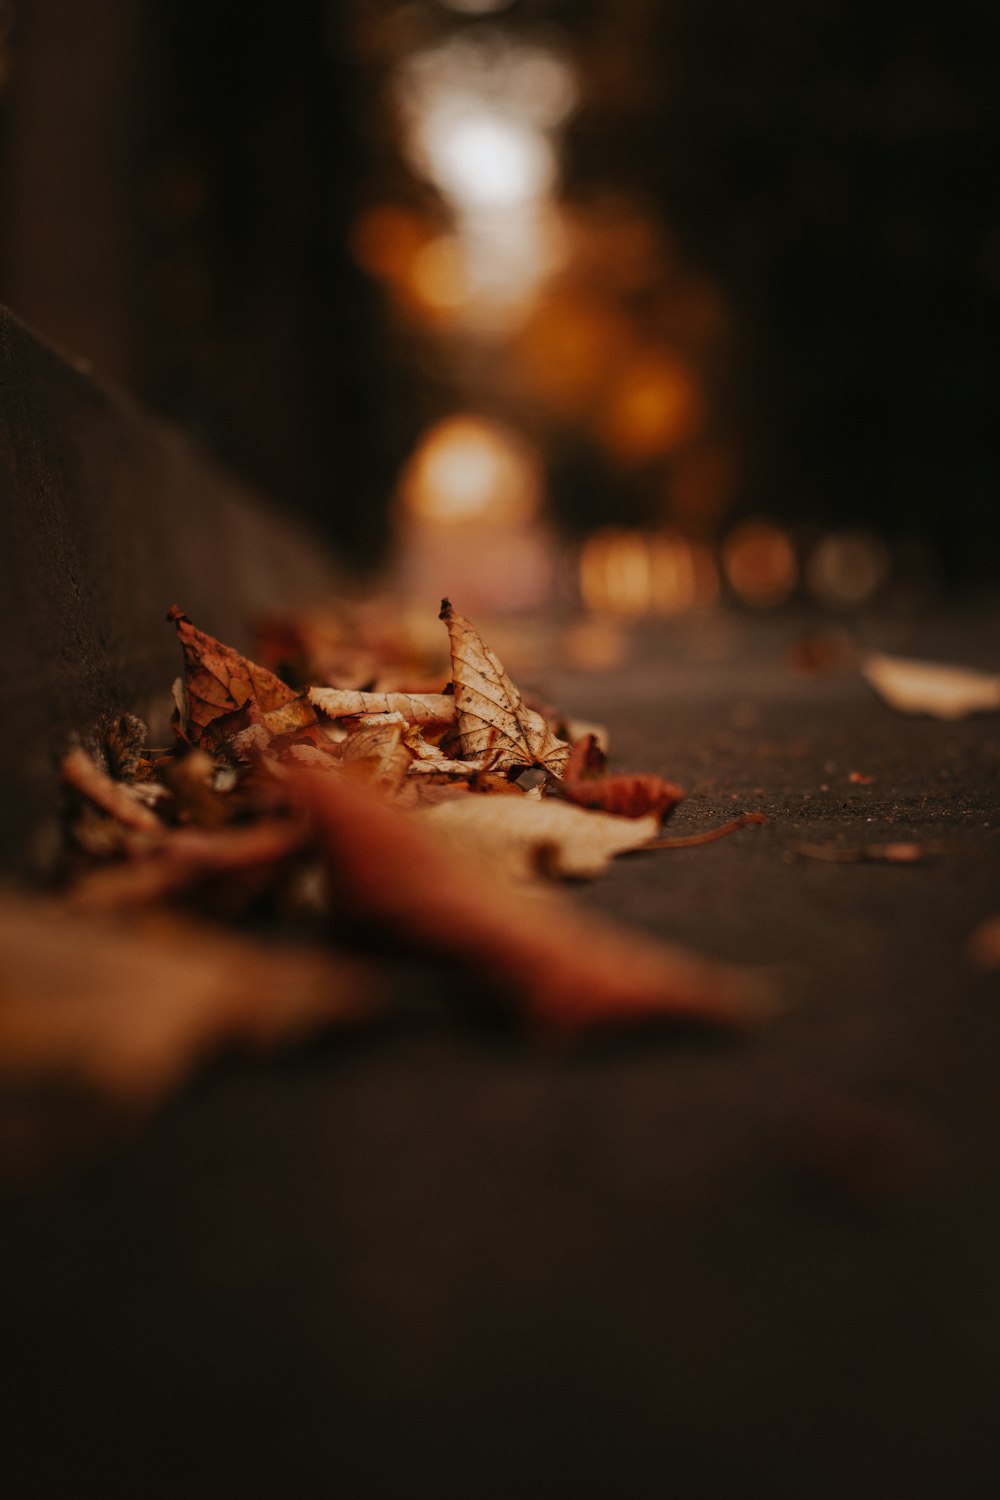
left=1, top=600, right=774, bottom=1126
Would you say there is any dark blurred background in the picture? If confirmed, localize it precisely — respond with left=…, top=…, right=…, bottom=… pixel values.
left=2, top=0, right=998, bottom=598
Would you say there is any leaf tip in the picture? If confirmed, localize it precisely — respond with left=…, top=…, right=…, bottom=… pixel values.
left=438, top=598, right=453, bottom=622
left=166, top=604, right=187, bottom=624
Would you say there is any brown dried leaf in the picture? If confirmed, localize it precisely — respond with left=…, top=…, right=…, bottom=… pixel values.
left=290, top=768, right=778, bottom=1033
left=62, top=746, right=164, bottom=835
left=565, top=774, right=684, bottom=820
left=105, top=713, right=148, bottom=780
left=439, top=599, right=571, bottom=775
left=334, top=716, right=413, bottom=795
left=162, top=748, right=233, bottom=828
left=0, top=892, right=382, bottom=1104
left=563, top=733, right=608, bottom=780
left=68, top=818, right=307, bottom=914
left=168, top=604, right=300, bottom=746
left=561, top=735, right=684, bottom=821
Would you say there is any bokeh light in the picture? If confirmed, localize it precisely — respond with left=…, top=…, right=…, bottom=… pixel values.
left=721, top=520, right=798, bottom=607
left=806, top=530, right=891, bottom=609
left=415, top=107, right=557, bottom=210
left=349, top=203, right=428, bottom=285
left=598, top=351, right=703, bottom=465
left=399, top=414, right=542, bottom=526
left=407, top=235, right=471, bottom=315
left=580, top=529, right=719, bottom=615
left=394, top=31, right=578, bottom=317
left=513, top=292, right=632, bottom=417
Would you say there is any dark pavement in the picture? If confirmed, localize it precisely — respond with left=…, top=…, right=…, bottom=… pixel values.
left=3, top=606, right=1000, bottom=1499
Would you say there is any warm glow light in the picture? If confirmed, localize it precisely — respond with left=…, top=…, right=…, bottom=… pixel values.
left=408, top=235, right=470, bottom=312
left=722, top=521, right=798, bottom=607
left=514, top=293, right=631, bottom=416
left=394, top=34, right=577, bottom=315
left=399, top=415, right=541, bottom=525
left=415, top=105, right=557, bottom=209
left=580, top=530, right=653, bottom=616
left=806, top=531, right=890, bottom=609
left=350, top=204, right=427, bottom=283
left=648, top=533, right=719, bottom=613
left=599, top=352, right=703, bottom=464
left=581, top=529, right=718, bottom=616
left=669, top=446, right=736, bottom=524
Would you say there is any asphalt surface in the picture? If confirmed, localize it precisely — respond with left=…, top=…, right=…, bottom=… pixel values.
left=3, top=605, right=1000, bottom=1499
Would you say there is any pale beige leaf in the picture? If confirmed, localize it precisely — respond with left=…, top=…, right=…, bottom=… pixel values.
left=439, top=599, right=570, bottom=774
left=414, top=794, right=659, bottom=882
left=862, top=652, right=1000, bottom=719
left=309, top=686, right=456, bottom=727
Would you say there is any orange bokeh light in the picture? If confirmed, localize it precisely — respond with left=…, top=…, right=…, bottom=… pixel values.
left=398, top=415, right=541, bottom=525
left=579, top=529, right=717, bottom=616
left=599, top=351, right=704, bottom=465
left=513, top=292, right=632, bottom=417
left=722, top=521, right=798, bottom=607
left=407, top=235, right=471, bottom=314
left=350, top=204, right=428, bottom=284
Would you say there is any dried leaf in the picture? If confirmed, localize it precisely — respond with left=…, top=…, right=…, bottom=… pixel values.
left=416, top=794, right=660, bottom=882
left=168, top=604, right=299, bottom=745
left=290, top=768, right=777, bottom=1032
left=62, top=746, right=164, bottom=835
left=440, top=599, right=571, bottom=775
left=561, top=735, right=684, bottom=820
left=0, top=892, right=382, bottom=1104
left=105, top=713, right=148, bottom=780
left=68, top=819, right=307, bottom=913
left=163, top=748, right=232, bottom=828
left=862, top=652, right=1000, bottom=720
left=309, top=686, right=456, bottom=728
left=334, top=717, right=413, bottom=794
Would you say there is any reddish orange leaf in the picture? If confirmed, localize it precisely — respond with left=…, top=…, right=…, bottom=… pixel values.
left=561, top=734, right=684, bottom=820
left=290, top=767, right=776, bottom=1034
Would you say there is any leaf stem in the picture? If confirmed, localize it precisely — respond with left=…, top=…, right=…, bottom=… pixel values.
left=642, top=811, right=766, bottom=850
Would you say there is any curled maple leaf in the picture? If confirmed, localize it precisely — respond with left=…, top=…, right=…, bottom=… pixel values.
left=439, top=599, right=570, bottom=776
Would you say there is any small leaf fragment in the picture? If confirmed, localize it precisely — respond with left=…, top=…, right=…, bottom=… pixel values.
left=862, top=652, right=1000, bottom=720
